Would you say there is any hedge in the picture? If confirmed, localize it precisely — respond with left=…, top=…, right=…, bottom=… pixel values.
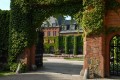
left=43, top=35, right=83, bottom=55
left=0, top=10, right=10, bottom=63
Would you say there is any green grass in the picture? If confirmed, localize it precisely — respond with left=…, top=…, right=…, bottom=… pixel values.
left=0, top=71, right=15, bottom=77
left=64, top=57, right=84, bottom=61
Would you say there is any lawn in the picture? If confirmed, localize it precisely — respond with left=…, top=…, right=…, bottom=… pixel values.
left=64, top=56, right=84, bottom=61
left=0, top=71, right=15, bottom=77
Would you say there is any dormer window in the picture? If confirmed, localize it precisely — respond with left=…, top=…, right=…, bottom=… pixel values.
left=70, top=24, right=75, bottom=30
left=44, top=24, right=48, bottom=27
left=66, top=25, right=70, bottom=30
left=52, top=23, right=56, bottom=27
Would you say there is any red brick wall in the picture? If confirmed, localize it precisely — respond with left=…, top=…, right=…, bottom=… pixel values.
left=83, top=8, right=120, bottom=78
left=104, top=9, right=120, bottom=77
left=83, top=35, right=105, bottom=78
left=105, top=9, right=120, bottom=27
left=43, top=27, right=60, bottom=37
left=105, top=32, right=120, bottom=77
left=20, top=45, right=36, bottom=69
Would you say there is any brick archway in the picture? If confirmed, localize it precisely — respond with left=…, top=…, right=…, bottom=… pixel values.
left=105, top=32, right=120, bottom=77
left=109, top=35, right=120, bottom=76
left=8, top=0, right=120, bottom=79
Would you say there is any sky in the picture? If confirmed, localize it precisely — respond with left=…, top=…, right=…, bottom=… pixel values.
left=0, top=0, right=10, bottom=10
left=65, top=16, right=71, bottom=20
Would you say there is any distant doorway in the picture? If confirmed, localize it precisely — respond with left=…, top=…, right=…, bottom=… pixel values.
left=110, top=35, right=120, bottom=76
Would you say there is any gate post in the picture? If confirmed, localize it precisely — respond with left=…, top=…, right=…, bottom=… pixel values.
left=83, top=34, right=105, bottom=78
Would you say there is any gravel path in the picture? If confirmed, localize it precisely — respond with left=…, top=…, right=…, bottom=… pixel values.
left=0, top=57, right=83, bottom=80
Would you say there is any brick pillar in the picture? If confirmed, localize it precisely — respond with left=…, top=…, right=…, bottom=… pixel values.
left=30, top=45, right=36, bottom=65
left=83, top=34, right=105, bottom=78
left=20, top=45, right=36, bottom=70
left=22, top=48, right=31, bottom=69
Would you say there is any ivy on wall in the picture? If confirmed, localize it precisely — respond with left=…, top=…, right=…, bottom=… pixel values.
left=73, top=36, right=77, bottom=55
left=77, top=35, right=83, bottom=53
left=59, top=36, right=65, bottom=49
left=9, top=0, right=37, bottom=68
left=65, top=36, right=68, bottom=54
left=106, top=27, right=120, bottom=34
left=68, top=36, right=74, bottom=51
left=44, top=36, right=59, bottom=54
left=82, top=0, right=105, bottom=35
left=44, top=35, right=83, bottom=55
left=106, top=0, right=120, bottom=11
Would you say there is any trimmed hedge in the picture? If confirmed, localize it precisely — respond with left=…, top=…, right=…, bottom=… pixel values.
left=9, top=0, right=36, bottom=66
left=0, top=10, right=10, bottom=69
left=44, top=35, right=83, bottom=55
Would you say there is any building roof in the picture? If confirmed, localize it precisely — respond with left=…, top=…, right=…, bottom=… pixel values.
left=41, top=16, right=83, bottom=33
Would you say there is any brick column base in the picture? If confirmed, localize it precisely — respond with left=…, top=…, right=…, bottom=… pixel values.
left=20, top=45, right=36, bottom=70
left=83, top=34, right=105, bottom=78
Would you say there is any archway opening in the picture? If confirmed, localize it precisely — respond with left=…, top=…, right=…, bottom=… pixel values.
left=110, top=35, right=120, bottom=76
left=35, top=15, right=84, bottom=77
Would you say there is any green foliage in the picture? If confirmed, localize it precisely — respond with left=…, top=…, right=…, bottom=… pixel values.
left=65, top=36, right=68, bottom=54
left=20, top=63, right=27, bottom=73
left=0, top=71, right=15, bottom=76
left=64, top=56, right=84, bottom=61
left=44, top=35, right=83, bottom=55
left=9, top=0, right=36, bottom=66
left=77, top=35, right=83, bottom=54
left=0, top=10, right=10, bottom=58
left=82, top=0, right=104, bottom=35
left=106, top=27, right=120, bottom=34
left=59, top=36, right=65, bottom=48
left=44, top=36, right=59, bottom=53
left=106, top=0, right=120, bottom=10
left=10, top=63, right=18, bottom=72
left=67, top=36, right=74, bottom=49
left=73, top=36, right=77, bottom=55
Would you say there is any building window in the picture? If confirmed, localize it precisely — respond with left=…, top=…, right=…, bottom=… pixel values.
left=53, top=31, right=54, bottom=36
left=44, top=24, right=48, bottom=27
left=55, top=31, right=56, bottom=36
left=52, top=23, right=56, bottom=27
left=66, top=25, right=70, bottom=30
left=70, top=24, right=75, bottom=30
left=53, top=31, right=56, bottom=36
left=47, top=31, right=50, bottom=36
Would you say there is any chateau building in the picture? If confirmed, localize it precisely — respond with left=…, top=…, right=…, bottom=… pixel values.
left=41, top=16, right=83, bottom=54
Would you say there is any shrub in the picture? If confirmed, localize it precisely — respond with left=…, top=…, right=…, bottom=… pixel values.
left=10, top=63, right=18, bottom=72
left=20, top=63, right=27, bottom=73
